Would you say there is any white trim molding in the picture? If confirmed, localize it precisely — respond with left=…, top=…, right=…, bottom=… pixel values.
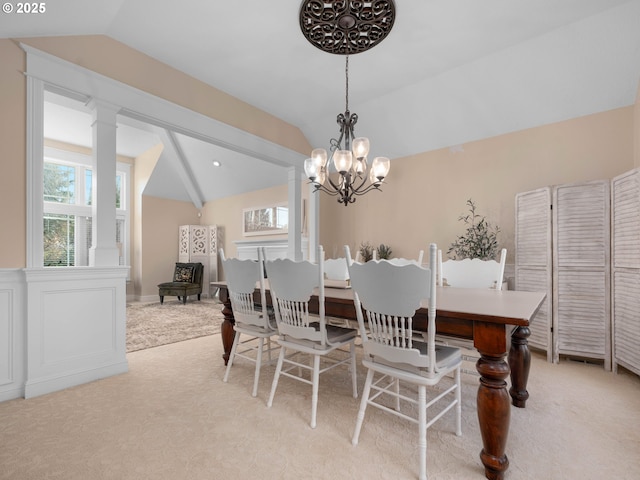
left=0, top=269, right=26, bottom=402
left=21, top=43, right=304, bottom=170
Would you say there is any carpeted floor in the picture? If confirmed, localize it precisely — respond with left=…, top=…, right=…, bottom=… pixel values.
left=126, top=297, right=224, bottom=352
left=1, top=333, right=639, bottom=480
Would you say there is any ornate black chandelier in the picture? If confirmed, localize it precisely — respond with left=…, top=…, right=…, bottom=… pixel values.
left=299, top=0, right=396, bottom=206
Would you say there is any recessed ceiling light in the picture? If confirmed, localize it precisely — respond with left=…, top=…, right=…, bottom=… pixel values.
left=212, top=160, right=221, bottom=167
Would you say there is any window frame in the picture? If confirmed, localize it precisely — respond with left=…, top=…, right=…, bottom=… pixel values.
left=43, top=146, right=130, bottom=270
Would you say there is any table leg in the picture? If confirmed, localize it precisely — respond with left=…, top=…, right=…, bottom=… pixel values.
left=508, top=326, right=531, bottom=408
left=475, top=322, right=511, bottom=480
left=217, top=287, right=235, bottom=365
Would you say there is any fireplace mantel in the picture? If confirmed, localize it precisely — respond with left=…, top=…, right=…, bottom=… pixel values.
left=234, top=237, right=308, bottom=261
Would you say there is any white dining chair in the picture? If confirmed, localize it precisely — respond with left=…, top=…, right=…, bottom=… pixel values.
left=323, top=256, right=350, bottom=288
left=220, top=248, right=279, bottom=398
left=346, top=243, right=462, bottom=480
left=436, top=248, right=507, bottom=375
left=437, top=248, right=507, bottom=290
left=264, top=245, right=358, bottom=428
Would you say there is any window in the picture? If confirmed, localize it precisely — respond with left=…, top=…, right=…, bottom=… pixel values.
left=43, top=147, right=130, bottom=268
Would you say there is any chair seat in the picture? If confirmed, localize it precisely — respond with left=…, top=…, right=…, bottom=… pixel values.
left=157, top=281, right=201, bottom=297
left=278, top=323, right=357, bottom=353
left=364, top=342, right=462, bottom=383
left=326, top=324, right=358, bottom=343
left=233, top=321, right=278, bottom=337
left=157, top=281, right=200, bottom=289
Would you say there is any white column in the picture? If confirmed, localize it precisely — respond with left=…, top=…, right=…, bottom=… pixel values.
left=87, top=99, right=120, bottom=266
left=307, top=183, right=320, bottom=263
left=288, top=167, right=303, bottom=261
left=26, top=76, right=45, bottom=268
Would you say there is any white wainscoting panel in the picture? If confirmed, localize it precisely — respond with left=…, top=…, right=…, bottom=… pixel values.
left=0, top=269, right=26, bottom=402
left=24, top=267, right=129, bottom=399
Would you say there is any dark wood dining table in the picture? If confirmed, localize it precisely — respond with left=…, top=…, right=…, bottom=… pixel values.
left=211, top=281, right=545, bottom=480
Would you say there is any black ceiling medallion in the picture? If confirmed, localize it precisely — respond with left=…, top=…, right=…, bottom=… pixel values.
left=299, top=0, right=396, bottom=55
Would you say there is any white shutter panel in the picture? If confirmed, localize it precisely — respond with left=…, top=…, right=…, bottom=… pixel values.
left=552, top=180, right=610, bottom=369
left=611, top=168, right=640, bottom=376
left=515, top=187, right=553, bottom=361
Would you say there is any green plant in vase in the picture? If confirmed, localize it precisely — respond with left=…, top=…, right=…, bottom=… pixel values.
left=377, top=243, right=392, bottom=260
left=358, top=242, right=374, bottom=262
left=447, top=199, right=500, bottom=260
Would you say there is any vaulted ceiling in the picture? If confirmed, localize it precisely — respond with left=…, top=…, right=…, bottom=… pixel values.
left=3, top=1, right=640, bottom=203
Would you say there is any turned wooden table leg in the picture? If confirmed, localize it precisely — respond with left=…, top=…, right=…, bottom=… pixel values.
left=508, top=326, right=531, bottom=408
left=217, top=287, right=235, bottom=365
left=475, top=322, right=511, bottom=480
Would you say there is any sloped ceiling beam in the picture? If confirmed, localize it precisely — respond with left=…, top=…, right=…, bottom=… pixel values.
left=155, top=128, right=204, bottom=209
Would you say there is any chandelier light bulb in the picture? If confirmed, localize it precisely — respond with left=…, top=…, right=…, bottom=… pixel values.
left=368, top=165, right=378, bottom=184
left=304, top=157, right=319, bottom=181
left=371, top=157, right=390, bottom=180
left=355, top=157, right=367, bottom=175
left=311, top=148, right=328, bottom=168
left=352, top=137, right=370, bottom=159
left=333, top=150, right=353, bottom=174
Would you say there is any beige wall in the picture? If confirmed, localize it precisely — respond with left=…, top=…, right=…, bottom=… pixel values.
left=201, top=183, right=308, bottom=259
left=0, top=40, right=27, bottom=267
left=319, top=107, right=636, bottom=263
left=132, top=144, right=163, bottom=297
left=140, top=196, right=200, bottom=297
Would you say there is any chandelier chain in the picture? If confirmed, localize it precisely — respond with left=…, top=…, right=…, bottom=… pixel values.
left=345, top=55, right=349, bottom=113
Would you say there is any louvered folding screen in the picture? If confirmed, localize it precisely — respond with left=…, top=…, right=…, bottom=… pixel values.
left=611, top=168, right=640, bottom=376
left=515, top=188, right=553, bottom=361
left=552, top=181, right=610, bottom=369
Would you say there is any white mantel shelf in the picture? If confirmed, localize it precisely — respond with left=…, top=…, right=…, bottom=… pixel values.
left=234, top=238, right=308, bottom=261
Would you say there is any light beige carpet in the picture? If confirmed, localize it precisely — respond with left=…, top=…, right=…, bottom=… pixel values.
left=126, top=298, right=223, bottom=352
left=1, top=334, right=639, bottom=480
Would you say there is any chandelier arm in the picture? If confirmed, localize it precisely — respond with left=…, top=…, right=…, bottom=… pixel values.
left=310, top=182, right=341, bottom=196
left=350, top=182, right=385, bottom=196
left=324, top=174, right=343, bottom=192
left=329, top=133, right=343, bottom=154
left=349, top=173, right=369, bottom=194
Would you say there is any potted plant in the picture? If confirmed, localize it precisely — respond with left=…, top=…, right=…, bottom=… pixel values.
left=447, top=199, right=500, bottom=260
left=377, top=243, right=392, bottom=260
left=358, top=242, right=374, bottom=262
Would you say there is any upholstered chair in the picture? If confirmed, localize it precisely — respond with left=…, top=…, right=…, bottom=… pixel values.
left=158, top=262, right=204, bottom=304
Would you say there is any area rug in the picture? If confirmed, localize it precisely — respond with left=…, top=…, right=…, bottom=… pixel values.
left=126, top=298, right=224, bottom=352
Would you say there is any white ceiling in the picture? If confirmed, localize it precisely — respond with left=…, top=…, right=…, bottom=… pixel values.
left=4, top=0, right=640, bottom=204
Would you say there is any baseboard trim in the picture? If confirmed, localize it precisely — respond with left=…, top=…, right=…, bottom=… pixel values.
left=0, top=385, right=25, bottom=402
left=24, top=360, right=129, bottom=399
